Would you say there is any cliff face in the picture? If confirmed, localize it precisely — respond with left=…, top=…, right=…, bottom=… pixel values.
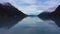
left=0, top=2, right=26, bottom=29
left=38, top=5, right=60, bottom=27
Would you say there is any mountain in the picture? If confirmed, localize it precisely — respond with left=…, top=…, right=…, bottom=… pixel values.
left=38, top=12, right=50, bottom=20
left=0, top=2, right=26, bottom=17
left=0, top=2, right=27, bottom=29
left=49, top=5, right=60, bottom=27
left=38, top=5, right=60, bottom=27
left=50, top=5, right=60, bottom=18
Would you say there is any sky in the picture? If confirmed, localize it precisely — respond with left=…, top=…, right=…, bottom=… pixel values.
left=0, top=0, right=60, bottom=15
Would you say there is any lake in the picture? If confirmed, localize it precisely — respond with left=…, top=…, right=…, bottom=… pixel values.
left=0, top=16, right=60, bottom=34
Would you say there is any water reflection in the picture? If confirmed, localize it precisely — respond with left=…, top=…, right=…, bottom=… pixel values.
left=9, top=16, right=60, bottom=34
left=0, top=16, right=25, bottom=29
left=0, top=16, right=60, bottom=34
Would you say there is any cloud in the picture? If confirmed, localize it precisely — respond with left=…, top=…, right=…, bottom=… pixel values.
left=0, top=0, right=60, bottom=15
left=0, top=0, right=8, bottom=3
left=35, top=0, right=60, bottom=12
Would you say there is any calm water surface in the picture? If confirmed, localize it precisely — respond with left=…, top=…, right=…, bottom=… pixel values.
left=0, top=16, right=60, bottom=34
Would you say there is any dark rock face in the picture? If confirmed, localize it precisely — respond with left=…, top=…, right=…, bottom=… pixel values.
left=38, top=5, right=60, bottom=27
left=0, top=2, right=26, bottom=29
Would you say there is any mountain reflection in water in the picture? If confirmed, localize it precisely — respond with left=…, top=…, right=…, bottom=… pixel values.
left=0, top=16, right=60, bottom=34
